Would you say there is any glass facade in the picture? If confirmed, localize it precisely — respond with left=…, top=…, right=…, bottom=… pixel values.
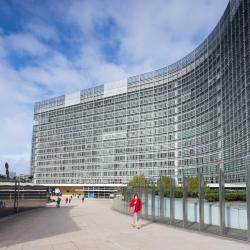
left=31, top=0, right=250, bottom=185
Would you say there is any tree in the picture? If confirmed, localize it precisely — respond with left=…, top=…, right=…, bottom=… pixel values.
left=156, top=176, right=171, bottom=196
left=187, top=176, right=209, bottom=198
left=128, top=174, right=147, bottom=188
left=187, top=176, right=199, bottom=193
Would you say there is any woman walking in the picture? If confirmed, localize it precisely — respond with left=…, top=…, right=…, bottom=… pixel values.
left=130, top=194, right=142, bottom=229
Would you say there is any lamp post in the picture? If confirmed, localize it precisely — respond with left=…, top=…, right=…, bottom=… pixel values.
left=5, top=162, right=9, bottom=180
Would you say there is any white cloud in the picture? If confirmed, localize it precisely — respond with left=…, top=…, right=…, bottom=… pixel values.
left=66, top=0, right=228, bottom=73
left=6, top=33, right=49, bottom=56
left=26, top=23, right=59, bottom=41
left=19, top=52, right=86, bottom=93
left=0, top=0, right=229, bottom=175
left=0, top=47, right=45, bottom=175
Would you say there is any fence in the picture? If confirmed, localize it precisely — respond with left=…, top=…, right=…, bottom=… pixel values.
left=0, top=181, right=48, bottom=217
left=113, top=167, right=250, bottom=241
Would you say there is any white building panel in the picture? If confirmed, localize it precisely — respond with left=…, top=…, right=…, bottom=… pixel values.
left=104, top=79, right=127, bottom=97
left=65, top=91, right=81, bottom=107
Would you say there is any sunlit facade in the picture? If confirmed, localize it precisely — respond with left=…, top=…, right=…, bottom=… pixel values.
left=31, top=0, right=250, bottom=186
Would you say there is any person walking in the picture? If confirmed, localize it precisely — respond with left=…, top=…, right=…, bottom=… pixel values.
left=66, top=197, right=68, bottom=204
left=82, top=196, right=85, bottom=203
left=56, top=197, right=61, bottom=208
left=130, top=194, right=142, bottom=229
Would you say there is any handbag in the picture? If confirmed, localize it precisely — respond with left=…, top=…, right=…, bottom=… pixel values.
left=129, top=205, right=135, bottom=215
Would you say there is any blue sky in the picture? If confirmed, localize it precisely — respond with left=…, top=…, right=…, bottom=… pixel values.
left=0, top=0, right=228, bottom=175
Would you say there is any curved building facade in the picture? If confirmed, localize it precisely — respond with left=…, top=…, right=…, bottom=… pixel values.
left=32, top=0, right=250, bottom=185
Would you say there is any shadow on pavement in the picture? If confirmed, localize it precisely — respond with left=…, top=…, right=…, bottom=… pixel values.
left=140, top=221, right=155, bottom=228
left=0, top=204, right=81, bottom=248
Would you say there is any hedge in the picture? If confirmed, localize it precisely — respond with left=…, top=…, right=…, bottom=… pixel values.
left=160, top=189, right=246, bottom=202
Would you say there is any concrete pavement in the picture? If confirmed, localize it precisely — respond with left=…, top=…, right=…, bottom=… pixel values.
left=0, top=198, right=249, bottom=250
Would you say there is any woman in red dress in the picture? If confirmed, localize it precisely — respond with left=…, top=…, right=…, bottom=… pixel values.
left=130, top=194, right=142, bottom=229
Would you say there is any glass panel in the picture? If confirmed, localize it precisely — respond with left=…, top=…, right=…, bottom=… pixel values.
left=186, top=167, right=199, bottom=230
left=161, top=175, right=170, bottom=223
left=224, top=158, right=248, bottom=240
left=203, top=165, right=220, bottom=235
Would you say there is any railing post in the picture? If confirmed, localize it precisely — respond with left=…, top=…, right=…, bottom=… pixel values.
left=144, top=180, right=148, bottom=219
left=198, top=167, right=204, bottom=231
left=160, top=176, right=164, bottom=222
left=152, top=179, right=155, bottom=221
left=124, top=189, right=127, bottom=214
left=17, top=178, right=20, bottom=213
left=182, top=172, right=187, bottom=227
left=122, top=189, right=124, bottom=213
left=170, top=175, right=175, bottom=225
left=14, top=179, right=17, bottom=213
left=219, top=167, right=225, bottom=235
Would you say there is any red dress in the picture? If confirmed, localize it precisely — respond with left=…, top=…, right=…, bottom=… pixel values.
left=130, top=198, right=142, bottom=213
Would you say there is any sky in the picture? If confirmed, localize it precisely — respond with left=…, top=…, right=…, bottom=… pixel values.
left=0, top=0, right=228, bottom=175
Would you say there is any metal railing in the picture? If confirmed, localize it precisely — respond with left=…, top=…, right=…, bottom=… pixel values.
left=113, top=164, right=250, bottom=241
left=0, top=180, right=48, bottom=217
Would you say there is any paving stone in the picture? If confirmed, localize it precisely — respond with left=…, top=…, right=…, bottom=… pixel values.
left=0, top=199, right=249, bottom=250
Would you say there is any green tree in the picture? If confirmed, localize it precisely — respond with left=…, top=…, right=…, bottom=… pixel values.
left=156, top=176, right=171, bottom=196
left=128, top=174, right=147, bottom=189
left=187, top=176, right=211, bottom=198
left=187, top=177, right=199, bottom=191
left=187, top=176, right=199, bottom=197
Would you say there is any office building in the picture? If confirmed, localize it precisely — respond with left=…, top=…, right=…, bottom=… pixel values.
left=31, top=0, right=250, bottom=191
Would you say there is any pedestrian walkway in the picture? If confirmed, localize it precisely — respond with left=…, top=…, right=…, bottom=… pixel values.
left=0, top=198, right=249, bottom=250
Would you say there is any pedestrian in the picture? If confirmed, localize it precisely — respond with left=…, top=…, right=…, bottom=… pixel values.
left=56, top=197, right=61, bottom=208
left=69, top=197, right=71, bottom=203
left=82, top=196, right=85, bottom=203
left=66, top=197, right=68, bottom=204
left=130, top=194, right=142, bottom=229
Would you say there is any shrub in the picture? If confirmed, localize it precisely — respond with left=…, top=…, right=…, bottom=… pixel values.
left=175, top=187, right=183, bottom=198
left=225, top=191, right=246, bottom=202
left=188, top=191, right=198, bottom=198
left=164, top=190, right=170, bottom=197
left=204, top=190, right=246, bottom=202
left=205, top=192, right=219, bottom=202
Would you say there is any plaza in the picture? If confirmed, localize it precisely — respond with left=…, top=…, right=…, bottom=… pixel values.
left=1, top=0, right=250, bottom=249
left=0, top=199, right=250, bottom=250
